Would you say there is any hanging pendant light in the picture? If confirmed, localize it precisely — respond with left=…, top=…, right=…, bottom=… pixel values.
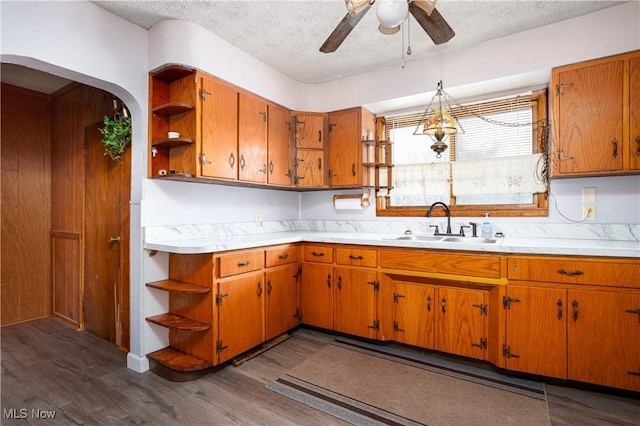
left=418, top=81, right=458, bottom=158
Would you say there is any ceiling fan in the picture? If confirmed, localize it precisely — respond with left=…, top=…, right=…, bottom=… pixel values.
left=320, top=0, right=455, bottom=53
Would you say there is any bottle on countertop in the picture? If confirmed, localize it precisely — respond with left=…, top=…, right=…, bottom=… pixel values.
left=481, top=213, right=493, bottom=238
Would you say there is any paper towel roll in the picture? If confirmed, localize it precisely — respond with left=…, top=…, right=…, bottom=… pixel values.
left=333, top=195, right=368, bottom=210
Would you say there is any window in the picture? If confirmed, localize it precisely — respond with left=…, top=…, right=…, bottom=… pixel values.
left=378, top=89, right=549, bottom=217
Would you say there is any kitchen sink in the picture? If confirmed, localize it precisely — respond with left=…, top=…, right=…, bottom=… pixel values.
left=442, top=237, right=498, bottom=244
left=385, top=235, right=499, bottom=244
left=386, top=235, right=444, bottom=242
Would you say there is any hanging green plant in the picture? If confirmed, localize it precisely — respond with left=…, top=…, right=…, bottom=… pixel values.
left=100, top=106, right=131, bottom=162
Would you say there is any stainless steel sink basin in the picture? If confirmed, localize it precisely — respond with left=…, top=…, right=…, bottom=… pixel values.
left=388, top=235, right=444, bottom=242
left=442, top=237, right=498, bottom=244
left=385, top=234, right=499, bottom=244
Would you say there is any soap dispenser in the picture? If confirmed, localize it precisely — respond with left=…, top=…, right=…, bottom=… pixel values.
left=481, top=213, right=493, bottom=238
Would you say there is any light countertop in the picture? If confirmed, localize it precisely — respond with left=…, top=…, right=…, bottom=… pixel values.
left=144, top=230, right=640, bottom=258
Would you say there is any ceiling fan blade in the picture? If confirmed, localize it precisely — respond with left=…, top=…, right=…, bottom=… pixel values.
left=409, top=2, right=455, bottom=45
left=320, top=5, right=371, bottom=53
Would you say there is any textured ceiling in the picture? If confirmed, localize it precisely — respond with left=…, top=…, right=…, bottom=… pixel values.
left=92, top=0, right=626, bottom=84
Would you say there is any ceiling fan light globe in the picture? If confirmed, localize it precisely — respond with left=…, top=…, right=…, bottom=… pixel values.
left=376, top=0, right=409, bottom=28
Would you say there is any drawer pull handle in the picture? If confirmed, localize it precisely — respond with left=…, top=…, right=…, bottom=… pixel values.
left=349, top=255, right=364, bottom=260
left=627, top=371, right=640, bottom=377
left=236, top=260, right=251, bottom=267
left=572, top=300, right=578, bottom=321
left=311, top=251, right=325, bottom=257
left=557, top=269, right=583, bottom=277
left=278, top=253, right=289, bottom=260
left=625, top=308, right=640, bottom=322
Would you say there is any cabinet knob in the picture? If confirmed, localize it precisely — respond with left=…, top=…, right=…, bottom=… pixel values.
left=108, top=236, right=120, bottom=244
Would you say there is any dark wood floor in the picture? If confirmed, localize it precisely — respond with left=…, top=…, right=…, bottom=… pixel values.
left=1, top=318, right=638, bottom=425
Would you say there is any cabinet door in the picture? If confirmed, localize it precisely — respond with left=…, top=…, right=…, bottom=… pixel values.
left=217, top=271, right=265, bottom=363
left=504, top=285, right=567, bottom=379
left=295, top=148, right=326, bottom=187
left=567, top=289, right=640, bottom=392
left=299, top=264, right=334, bottom=329
left=267, top=103, right=293, bottom=186
left=200, top=75, right=238, bottom=179
left=630, top=56, right=640, bottom=171
left=554, top=60, right=624, bottom=174
left=294, top=113, right=325, bottom=149
left=335, top=267, right=378, bottom=339
left=394, top=280, right=436, bottom=349
left=265, top=264, right=299, bottom=341
left=437, top=287, right=487, bottom=360
left=328, top=109, right=362, bottom=187
left=238, top=92, right=268, bottom=183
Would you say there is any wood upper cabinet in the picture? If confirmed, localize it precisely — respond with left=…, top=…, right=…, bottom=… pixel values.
left=630, top=55, right=640, bottom=171
left=551, top=50, right=640, bottom=176
left=335, top=267, right=378, bottom=339
left=437, top=287, right=488, bottom=361
left=293, top=112, right=326, bottom=149
left=293, top=112, right=327, bottom=187
left=200, top=74, right=239, bottom=180
left=327, top=107, right=376, bottom=187
left=267, top=103, right=293, bottom=186
left=567, top=288, right=640, bottom=392
left=238, top=92, right=268, bottom=183
left=502, top=285, right=568, bottom=379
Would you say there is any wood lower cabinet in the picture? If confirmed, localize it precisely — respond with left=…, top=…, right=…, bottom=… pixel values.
left=265, top=263, right=300, bottom=341
left=217, top=271, right=265, bottom=364
left=437, top=286, right=488, bottom=360
left=300, top=262, right=334, bottom=330
left=567, top=288, right=640, bottom=391
left=507, top=255, right=640, bottom=392
left=335, top=267, right=378, bottom=339
left=384, top=274, right=436, bottom=350
left=502, top=284, right=568, bottom=379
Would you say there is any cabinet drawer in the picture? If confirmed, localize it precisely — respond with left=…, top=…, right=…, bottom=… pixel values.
left=218, top=250, right=264, bottom=277
left=508, top=256, right=640, bottom=288
left=336, top=247, right=377, bottom=267
left=303, top=245, right=333, bottom=263
left=266, top=245, right=299, bottom=267
left=380, top=249, right=501, bottom=279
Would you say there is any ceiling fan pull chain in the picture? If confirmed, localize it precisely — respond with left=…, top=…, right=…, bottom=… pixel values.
left=406, top=14, right=412, bottom=56
left=401, top=22, right=406, bottom=69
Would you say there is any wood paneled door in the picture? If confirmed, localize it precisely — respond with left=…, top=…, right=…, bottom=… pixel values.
left=83, top=123, right=130, bottom=345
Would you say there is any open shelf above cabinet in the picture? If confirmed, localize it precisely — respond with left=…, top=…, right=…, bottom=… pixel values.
left=152, top=137, right=195, bottom=149
left=152, top=103, right=194, bottom=117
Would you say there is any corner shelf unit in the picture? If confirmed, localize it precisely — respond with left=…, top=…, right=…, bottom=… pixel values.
left=362, top=139, right=393, bottom=191
left=149, top=65, right=199, bottom=178
left=145, top=279, right=213, bottom=379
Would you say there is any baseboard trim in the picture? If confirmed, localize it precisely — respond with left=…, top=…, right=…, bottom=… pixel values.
left=127, top=352, right=150, bottom=373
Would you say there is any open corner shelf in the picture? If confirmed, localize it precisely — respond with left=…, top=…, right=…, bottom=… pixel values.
left=152, top=137, right=194, bottom=149
left=147, top=347, right=211, bottom=372
left=146, top=313, right=211, bottom=332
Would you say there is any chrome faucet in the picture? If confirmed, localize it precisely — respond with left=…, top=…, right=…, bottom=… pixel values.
left=426, top=202, right=452, bottom=235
